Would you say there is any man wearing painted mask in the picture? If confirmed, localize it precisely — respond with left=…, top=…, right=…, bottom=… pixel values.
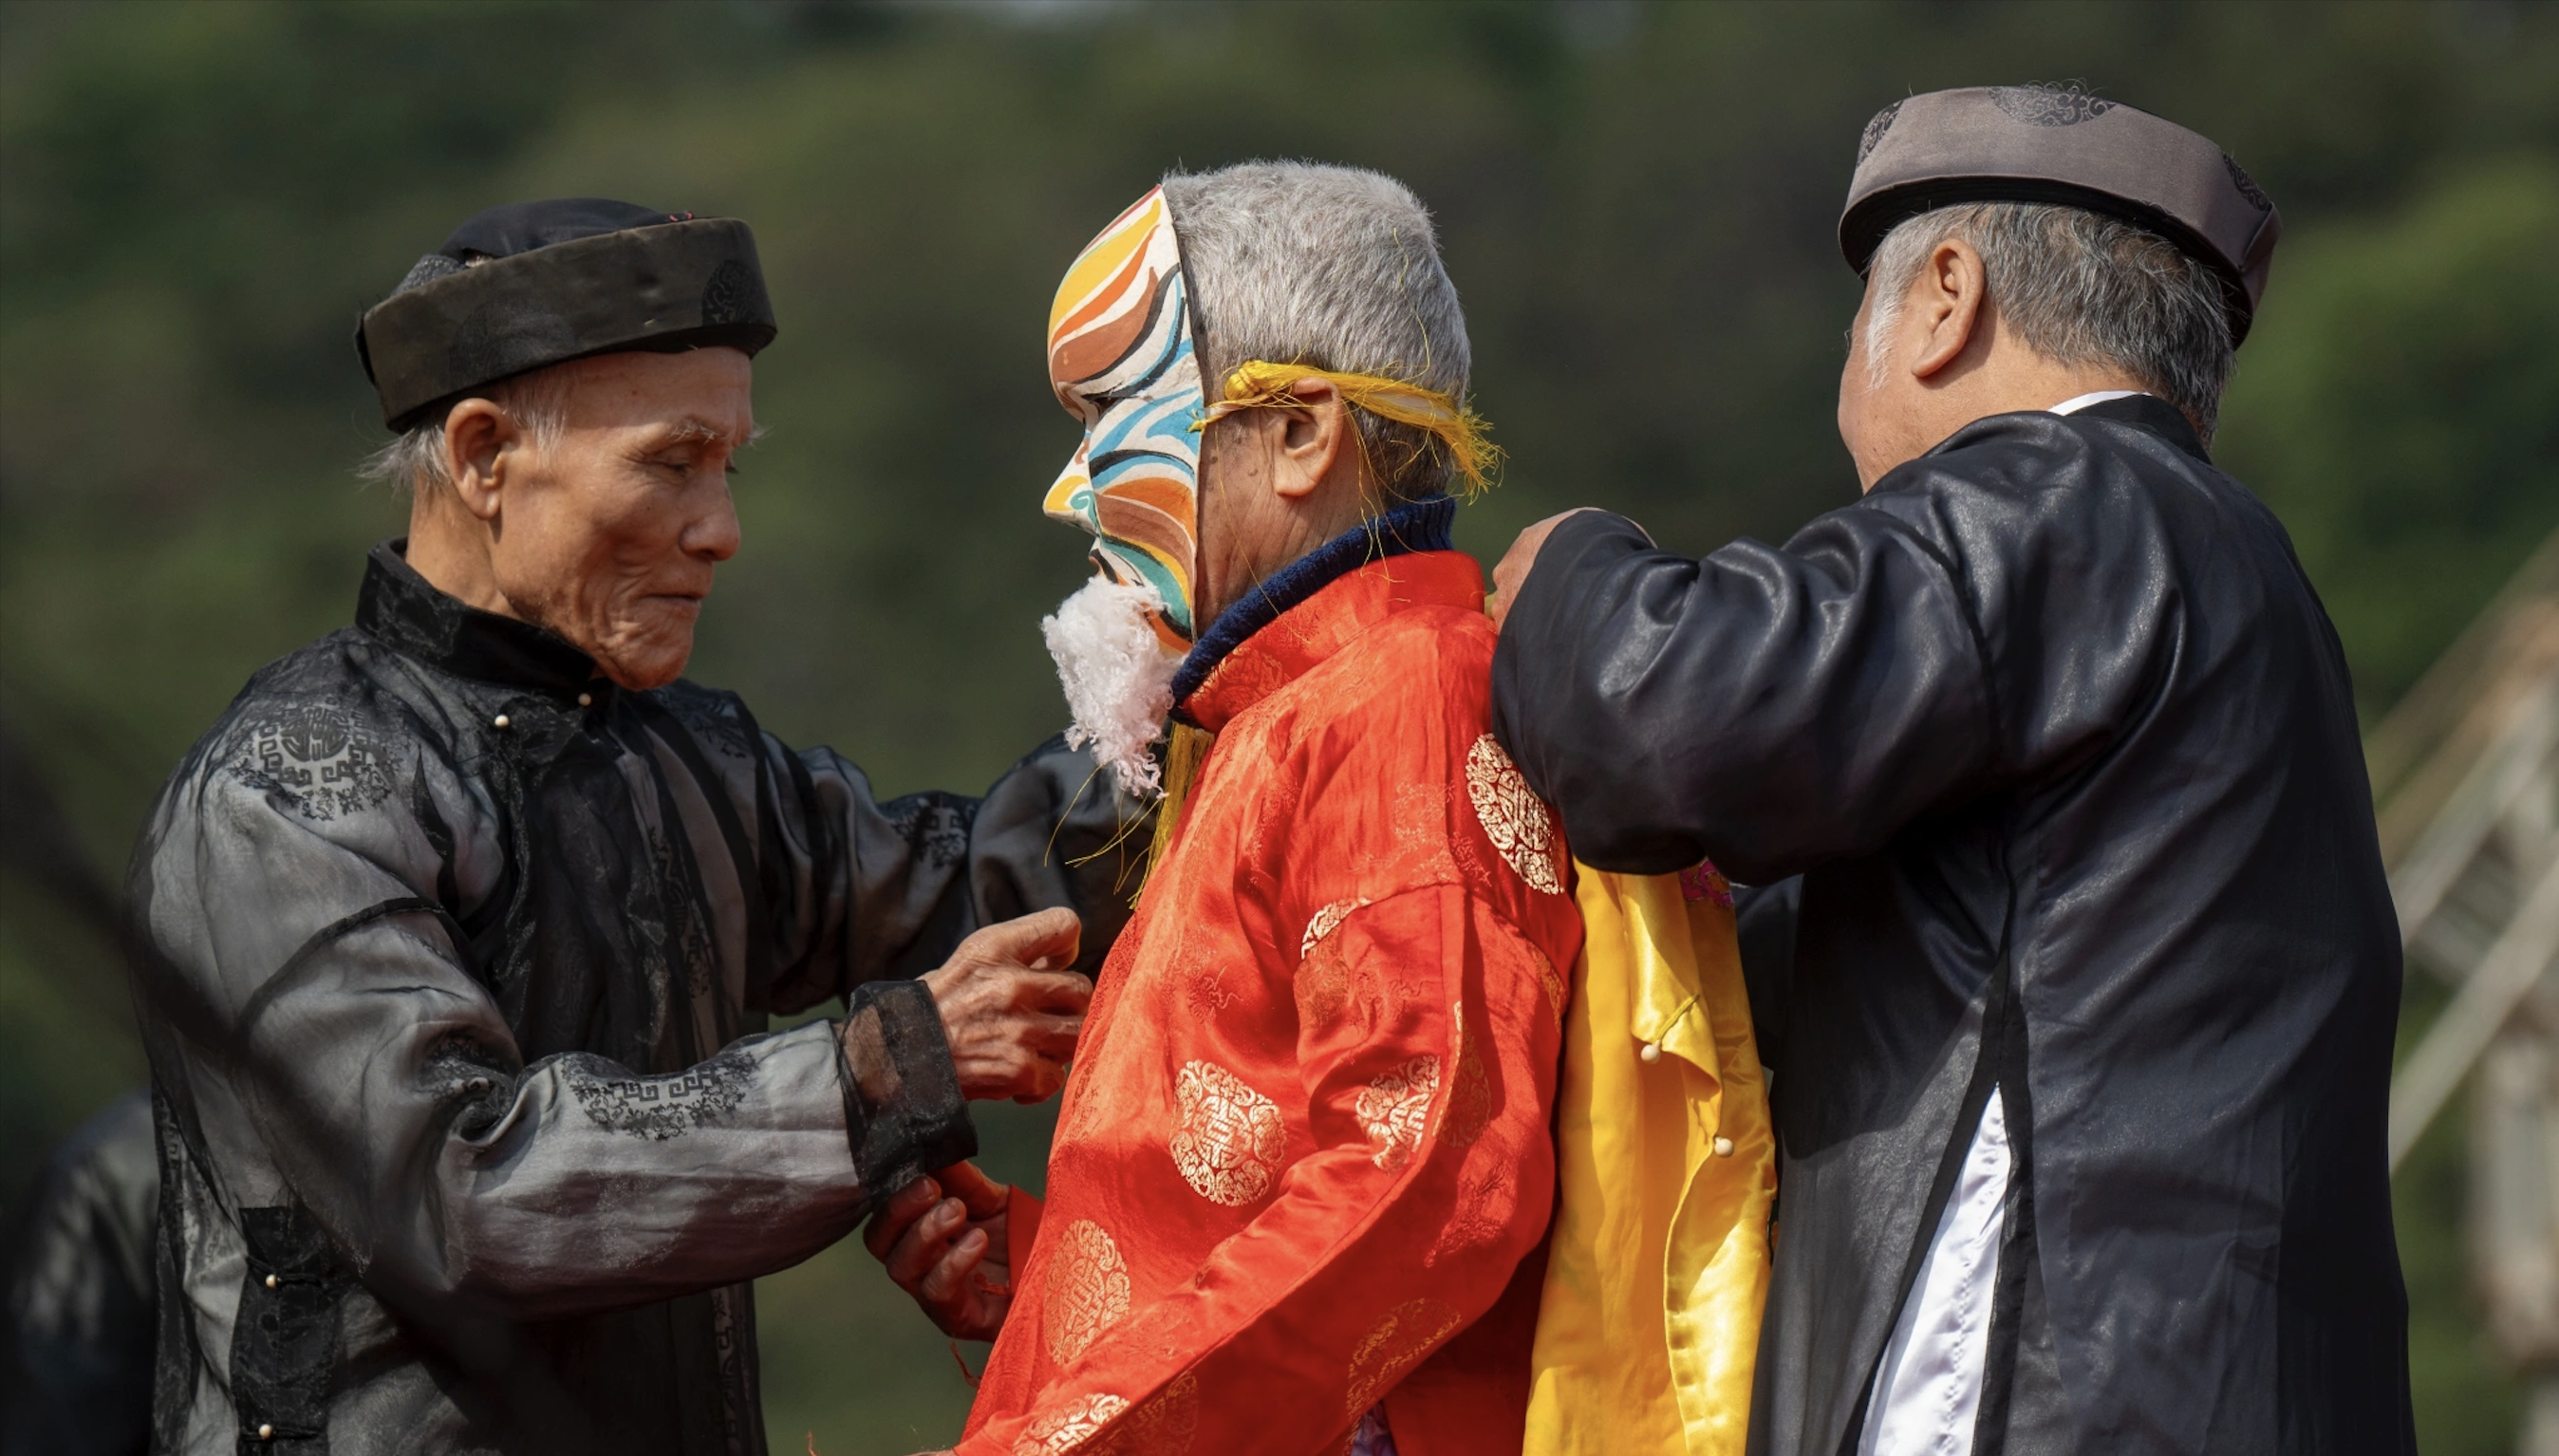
left=863, top=162, right=1582, bottom=1456
left=1489, top=89, right=2411, bottom=1453
left=126, top=198, right=1135, bottom=1455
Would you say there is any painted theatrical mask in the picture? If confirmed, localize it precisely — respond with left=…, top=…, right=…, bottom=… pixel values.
left=1038, top=186, right=1206, bottom=798
left=1041, top=185, right=1206, bottom=647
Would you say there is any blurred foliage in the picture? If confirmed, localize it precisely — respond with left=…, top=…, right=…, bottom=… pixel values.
left=2218, top=158, right=2559, bottom=712
left=1, top=1, right=2552, bottom=1451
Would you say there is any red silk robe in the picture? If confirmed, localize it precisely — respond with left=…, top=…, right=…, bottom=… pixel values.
left=959, top=550, right=1583, bottom=1456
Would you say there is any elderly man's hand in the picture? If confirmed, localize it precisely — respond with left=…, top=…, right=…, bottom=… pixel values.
left=920, top=907, right=1090, bottom=1103
left=866, top=1161, right=1015, bottom=1342
left=1487, top=509, right=1605, bottom=630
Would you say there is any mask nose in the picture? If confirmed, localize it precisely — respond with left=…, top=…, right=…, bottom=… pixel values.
left=1044, top=437, right=1097, bottom=530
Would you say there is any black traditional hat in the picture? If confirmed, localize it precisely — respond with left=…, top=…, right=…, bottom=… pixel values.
left=1840, top=87, right=2281, bottom=344
left=356, top=198, right=778, bottom=430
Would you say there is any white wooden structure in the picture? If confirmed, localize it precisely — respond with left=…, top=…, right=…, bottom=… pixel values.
left=2376, top=530, right=2559, bottom=1451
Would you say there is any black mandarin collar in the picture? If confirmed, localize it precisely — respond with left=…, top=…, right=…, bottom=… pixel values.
left=2070, top=392, right=2209, bottom=461
left=356, top=539, right=603, bottom=696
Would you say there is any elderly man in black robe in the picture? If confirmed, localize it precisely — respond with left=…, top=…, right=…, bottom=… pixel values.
left=1489, top=90, right=2411, bottom=1454
left=126, top=199, right=1135, bottom=1455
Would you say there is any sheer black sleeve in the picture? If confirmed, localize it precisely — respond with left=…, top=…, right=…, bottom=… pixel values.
left=758, top=732, right=1141, bottom=1016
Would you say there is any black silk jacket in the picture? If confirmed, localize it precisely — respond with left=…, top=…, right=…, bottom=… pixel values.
left=1491, top=396, right=2412, bottom=1455
left=127, top=543, right=1137, bottom=1456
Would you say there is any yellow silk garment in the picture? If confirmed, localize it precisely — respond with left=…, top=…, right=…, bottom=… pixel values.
left=1523, top=866, right=1777, bottom=1456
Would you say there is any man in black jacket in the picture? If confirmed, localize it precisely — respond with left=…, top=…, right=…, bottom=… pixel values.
left=1488, top=89, right=2411, bottom=1454
left=127, top=199, right=1135, bottom=1455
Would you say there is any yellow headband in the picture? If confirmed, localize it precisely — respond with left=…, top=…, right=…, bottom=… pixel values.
left=1195, top=360, right=1503, bottom=498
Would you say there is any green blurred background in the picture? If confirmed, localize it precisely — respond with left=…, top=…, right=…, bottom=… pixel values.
left=2, top=0, right=2553, bottom=1449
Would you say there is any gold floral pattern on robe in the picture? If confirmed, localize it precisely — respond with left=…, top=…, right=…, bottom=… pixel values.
left=1169, top=1060, right=1289, bottom=1206
left=1426, top=1164, right=1518, bottom=1268
left=1345, top=1298, right=1464, bottom=1413
left=1446, top=1041, right=1493, bottom=1151
left=1014, top=1393, right=1129, bottom=1454
left=1464, top=736, right=1563, bottom=893
left=1301, top=897, right=1367, bottom=957
left=1436, top=1000, right=1492, bottom=1150
left=1354, top=1055, right=1441, bottom=1169
left=1042, top=1220, right=1130, bottom=1365
left=1296, top=940, right=1357, bottom=1027
left=1526, top=943, right=1571, bottom=1028
left=1108, top=1373, right=1201, bottom=1456
left=1015, top=1373, right=1202, bottom=1456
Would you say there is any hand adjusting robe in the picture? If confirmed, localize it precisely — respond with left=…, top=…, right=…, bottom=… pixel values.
left=1491, top=395, right=2412, bottom=1456
left=960, top=502, right=1584, bottom=1456
left=126, top=540, right=1137, bottom=1456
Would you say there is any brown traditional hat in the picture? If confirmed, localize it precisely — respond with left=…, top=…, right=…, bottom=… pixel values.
left=356, top=198, right=778, bottom=431
left=1840, top=87, right=2281, bottom=344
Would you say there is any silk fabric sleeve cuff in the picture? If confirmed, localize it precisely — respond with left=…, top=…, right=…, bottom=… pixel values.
left=834, top=979, right=978, bottom=1202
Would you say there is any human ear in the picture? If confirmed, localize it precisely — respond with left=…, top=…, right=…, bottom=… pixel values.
left=1270, top=378, right=1347, bottom=502
left=1908, top=238, right=1986, bottom=382
left=442, top=399, right=514, bottom=524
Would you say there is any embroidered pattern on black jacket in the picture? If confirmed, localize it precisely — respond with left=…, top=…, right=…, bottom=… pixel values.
left=563, top=1050, right=754, bottom=1140
left=887, top=796, right=975, bottom=870
left=656, top=681, right=756, bottom=763
left=227, top=700, right=396, bottom=821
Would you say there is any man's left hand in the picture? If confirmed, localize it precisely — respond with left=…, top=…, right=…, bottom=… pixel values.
left=865, top=1160, right=1015, bottom=1341
left=921, top=907, right=1090, bottom=1104
left=1487, top=508, right=1603, bottom=630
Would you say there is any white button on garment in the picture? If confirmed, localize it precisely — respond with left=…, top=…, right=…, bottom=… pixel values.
left=264, top=1274, right=278, bottom=1289
left=493, top=714, right=511, bottom=729
left=1639, top=1041, right=1662, bottom=1063
left=257, top=1426, right=274, bottom=1441
left=578, top=693, right=593, bottom=707
left=1713, top=1136, right=1736, bottom=1158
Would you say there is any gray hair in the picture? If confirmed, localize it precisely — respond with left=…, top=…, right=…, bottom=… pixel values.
left=1161, top=160, right=1471, bottom=501
left=1864, top=200, right=2234, bottom=443
left=358, top=367, right=573, bottom=496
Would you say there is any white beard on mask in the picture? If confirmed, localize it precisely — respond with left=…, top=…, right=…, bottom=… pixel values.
left=1042, top=575, right=1186, bottom=800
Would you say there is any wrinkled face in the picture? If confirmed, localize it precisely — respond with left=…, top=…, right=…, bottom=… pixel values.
left=1041, top=186, right=1205, bottom=648
left=483, top=347, right=752, bottom=688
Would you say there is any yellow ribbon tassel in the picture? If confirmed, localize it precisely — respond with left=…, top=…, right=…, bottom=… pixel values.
left=1199, top=360, right=1504, bottom=498
left=1138, top=722, right=1217, bottom=900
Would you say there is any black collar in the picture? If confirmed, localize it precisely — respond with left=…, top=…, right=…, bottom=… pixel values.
left=355, top=539, right=603, bottom=695
left=1169, top=495, right=1457, bottom=718
left=2071, top=392, right=2209, bottom=461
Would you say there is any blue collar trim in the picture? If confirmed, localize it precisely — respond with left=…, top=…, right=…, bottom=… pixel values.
left=1169, top=495, right=1457, bottom=718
